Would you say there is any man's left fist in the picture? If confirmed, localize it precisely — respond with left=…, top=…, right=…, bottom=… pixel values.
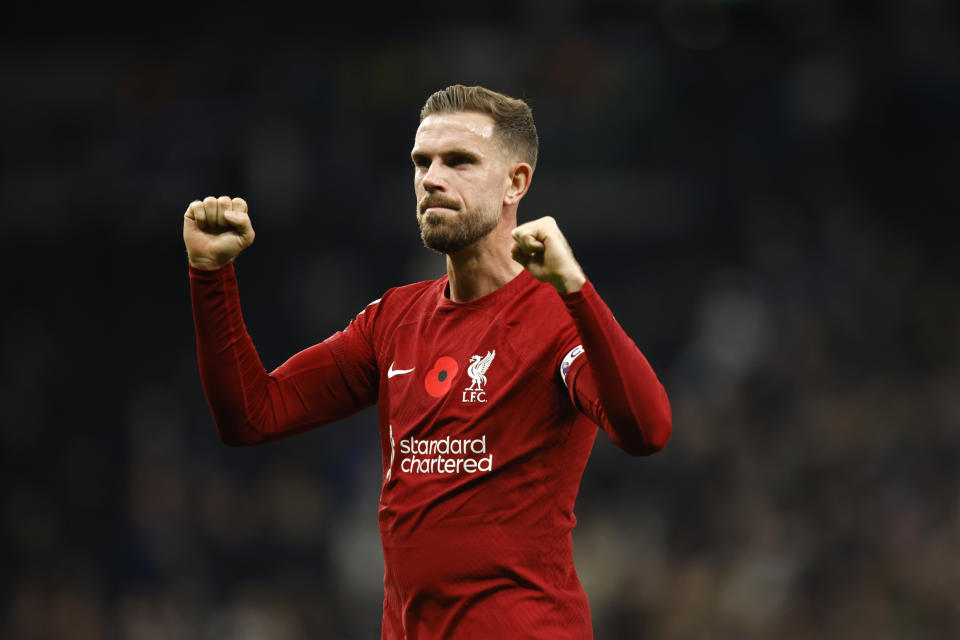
left=511, top=216, right=586, bottom=294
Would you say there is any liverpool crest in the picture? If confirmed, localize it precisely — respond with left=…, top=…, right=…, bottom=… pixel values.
left=463, top=350, right=495, bottom=403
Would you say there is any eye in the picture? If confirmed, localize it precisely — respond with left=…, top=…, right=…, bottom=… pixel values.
left=412, top=154, right=430, bottom=168
left=448, top=154, right=473, bottom=167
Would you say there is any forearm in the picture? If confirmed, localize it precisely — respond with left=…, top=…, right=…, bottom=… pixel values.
left=190, top=264, right=366, bottom=445
left=561, top=281, right=672, bottom=455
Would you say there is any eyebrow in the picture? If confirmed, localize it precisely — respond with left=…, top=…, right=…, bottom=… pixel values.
left=411, top=147, right=481, bottom=163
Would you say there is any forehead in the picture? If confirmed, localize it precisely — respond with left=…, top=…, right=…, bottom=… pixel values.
left=413, top=112, right=497, bottom=153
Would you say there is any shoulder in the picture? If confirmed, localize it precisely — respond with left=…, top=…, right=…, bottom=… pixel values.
left=519, top=274, right=578, bottom=316
left=495, top=273, right=579, bottom=340
left=356, top=276, right=446, bottom=330
left=375, top=276, right=446, bottom=310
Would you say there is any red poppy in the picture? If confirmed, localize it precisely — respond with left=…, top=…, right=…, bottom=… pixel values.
left=424, top=356, right=459, bottom=397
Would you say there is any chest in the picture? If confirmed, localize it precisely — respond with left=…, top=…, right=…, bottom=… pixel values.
left=376, top=310, right=563, bottom=439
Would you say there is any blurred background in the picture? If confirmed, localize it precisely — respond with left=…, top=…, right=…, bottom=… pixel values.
left=1, top=1, right=958, bottom=638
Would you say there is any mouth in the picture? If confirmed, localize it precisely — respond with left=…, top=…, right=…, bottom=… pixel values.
left=424, top=206, right=457, bottom=216
left=419, top=199, right=460, bottom=215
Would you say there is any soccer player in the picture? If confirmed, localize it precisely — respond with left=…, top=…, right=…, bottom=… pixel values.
left=185, top=85, right=671, bottom=638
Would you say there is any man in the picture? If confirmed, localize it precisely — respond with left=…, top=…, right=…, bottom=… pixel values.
left=185, top=85, right=671, bottom=638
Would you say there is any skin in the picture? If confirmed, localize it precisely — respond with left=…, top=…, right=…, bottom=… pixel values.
left=183, top=111, right=586, bottom=300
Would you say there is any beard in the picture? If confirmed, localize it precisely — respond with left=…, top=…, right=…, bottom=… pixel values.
left=416, top=197, right=500, bottom=254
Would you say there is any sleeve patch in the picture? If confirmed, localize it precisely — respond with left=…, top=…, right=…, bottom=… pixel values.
left=560, top=345, right=585, bottom=387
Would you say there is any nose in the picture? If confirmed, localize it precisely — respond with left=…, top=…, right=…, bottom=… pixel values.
left=422, top=160, right=446, bottom=192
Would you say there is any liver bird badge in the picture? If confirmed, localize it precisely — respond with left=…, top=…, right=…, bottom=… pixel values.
left=466, top=350, right=496, bottom=391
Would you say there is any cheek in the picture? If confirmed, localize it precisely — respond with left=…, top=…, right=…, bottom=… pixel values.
left=483, top=176, right=507, bottom=206
left=485, top=169, right=509, bottom=196
left=466, top=172, right=499, bottom=197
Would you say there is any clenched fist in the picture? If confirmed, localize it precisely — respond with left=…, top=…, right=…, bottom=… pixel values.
left=511, top=216, right=586, bottom=294
left=183, top=195, right=255, bottom=270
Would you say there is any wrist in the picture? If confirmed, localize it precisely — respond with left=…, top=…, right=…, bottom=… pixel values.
left=188, top=255, right=231, bottom=270
left=554, top=269, right=586, bottom=294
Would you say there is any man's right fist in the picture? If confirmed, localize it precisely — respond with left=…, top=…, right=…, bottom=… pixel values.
left=183, top=195, right=255, bottom=270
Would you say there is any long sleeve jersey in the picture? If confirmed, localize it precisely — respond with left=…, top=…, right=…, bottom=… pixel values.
left=190, top=263, right=671, bottom=639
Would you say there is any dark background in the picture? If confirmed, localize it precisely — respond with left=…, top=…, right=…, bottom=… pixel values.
left=2, top=1, right=958, bottom=638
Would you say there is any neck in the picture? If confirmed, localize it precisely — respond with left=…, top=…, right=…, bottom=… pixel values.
left=445, top=214, right=524, bottom=303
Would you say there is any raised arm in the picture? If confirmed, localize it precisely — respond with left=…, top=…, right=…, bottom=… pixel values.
left=558, top=282, right=671, bottom=455
left=512, top=216, right=672, bottom=455
left=185, top=196, right=378, bottom=446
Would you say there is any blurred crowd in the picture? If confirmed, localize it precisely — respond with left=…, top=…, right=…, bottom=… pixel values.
left=1, top=1, right=958, bottom=638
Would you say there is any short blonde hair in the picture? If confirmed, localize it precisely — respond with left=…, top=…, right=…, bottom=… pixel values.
left=420, top=84, right=539, bottom=169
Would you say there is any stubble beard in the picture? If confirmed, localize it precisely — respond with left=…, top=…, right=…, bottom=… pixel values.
left=417, top=202, right=500, bottom=255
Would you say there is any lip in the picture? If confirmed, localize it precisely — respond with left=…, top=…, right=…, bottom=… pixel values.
left=424, top=206, right=457, bottom=215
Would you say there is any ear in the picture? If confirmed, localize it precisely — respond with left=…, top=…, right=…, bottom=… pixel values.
left=503, top=162, right=533, bottom=206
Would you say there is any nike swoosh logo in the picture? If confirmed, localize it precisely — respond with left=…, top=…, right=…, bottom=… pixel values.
left=387, top=362, right=416, bottom=378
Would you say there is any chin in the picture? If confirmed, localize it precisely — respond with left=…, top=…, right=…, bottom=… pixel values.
left=418, top=208, right=498, bottom=255
left=422, top=234, right=467, bottom=255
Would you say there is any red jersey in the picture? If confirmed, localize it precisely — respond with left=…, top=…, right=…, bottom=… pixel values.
left=190, top=263, right=671, bottom=639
